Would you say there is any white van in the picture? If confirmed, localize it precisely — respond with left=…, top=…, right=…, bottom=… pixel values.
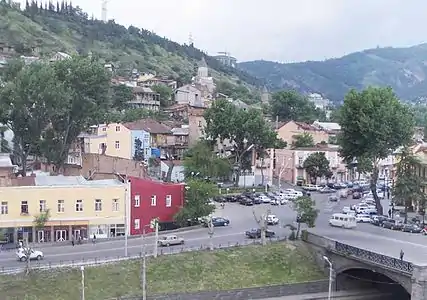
left=329, top=213, right=357, bottom=229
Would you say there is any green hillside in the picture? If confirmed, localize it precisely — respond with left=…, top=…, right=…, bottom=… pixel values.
left=0, top=1, right=260, bottom=88
left=239, top=44, right=427, bottom=104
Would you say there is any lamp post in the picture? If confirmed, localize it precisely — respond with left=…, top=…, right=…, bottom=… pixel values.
left=115, top=173, right=129, bottom=257
left=81, top=266, right=85, bottom=300
left=323, top=256, right=333, bottom=300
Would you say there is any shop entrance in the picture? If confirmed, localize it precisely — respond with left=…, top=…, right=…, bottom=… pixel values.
left=55, top=230, right=67, bottom=242
left=37, top=230, right=45, bottom=243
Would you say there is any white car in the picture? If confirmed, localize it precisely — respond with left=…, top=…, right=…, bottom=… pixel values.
left=280, top=198, right=289, bottom=205
left=16, top=248, right=44, bottom=262
left=259, top=196, right=271, bottom=203
left=356, top=214, right=372, bottom=223
left=342, top=206, right=352, bottom=213
left=266, top=214, right=279, bottom=225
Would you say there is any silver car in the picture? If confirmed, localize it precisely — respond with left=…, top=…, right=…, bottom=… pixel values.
left=157, top=235, right=185, bottom=247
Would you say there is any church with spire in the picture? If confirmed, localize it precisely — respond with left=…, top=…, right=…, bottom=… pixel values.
left=192, top=57, right=215, bottom=94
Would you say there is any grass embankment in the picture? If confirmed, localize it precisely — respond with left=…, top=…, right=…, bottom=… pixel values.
left=0, top=242, right=325, bottom=300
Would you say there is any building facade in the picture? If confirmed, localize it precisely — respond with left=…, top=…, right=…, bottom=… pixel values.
left=128, top=177, right=184, bottom=235
left=0, top=175, right=127, bottom=243
left=276, top=121, right=329, bottom=146
left=188, top=106, right=207, bottom=146
left=127, top=86, right=160, bottom=111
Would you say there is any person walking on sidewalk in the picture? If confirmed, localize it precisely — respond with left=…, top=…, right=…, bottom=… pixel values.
left=400, top=249, right=404, bottom=261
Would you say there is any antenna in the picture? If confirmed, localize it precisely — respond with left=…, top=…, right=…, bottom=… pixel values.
left=188, top=33, right=194, bottom=46
left=101, top=0, right=108, bottom=22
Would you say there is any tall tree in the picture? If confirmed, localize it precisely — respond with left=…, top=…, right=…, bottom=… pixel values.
left=292, top=133, right=315, bottom=148
left=339, top=87, right=414, bottom=214
left=303, top=152, right=330, bottom=184
left=111, top=84, right=133, bottom=111
left=270, top=90, right=325, bottom=122
left=39, top=56, right=111, bottom=172
left=151, top=84, right=173, bottom=107
left=294, top=196, right=319, bottom=238
left=0, top=61, right=64, bottom=175
left=174, top=179, right=216, bottom=226
left=183, top=141, right=231, bottom=180
left=204, top=99, right=277, bottom=186
left=393, top=147, right=424, bottom=223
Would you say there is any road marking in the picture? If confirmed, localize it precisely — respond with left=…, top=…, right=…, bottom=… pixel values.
left=0, top=232, right=246, bottom=263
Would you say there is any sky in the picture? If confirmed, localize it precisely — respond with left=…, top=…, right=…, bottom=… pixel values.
left=21, top=0, right=427, bottom=63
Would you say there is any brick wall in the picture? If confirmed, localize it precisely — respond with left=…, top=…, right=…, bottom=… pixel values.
left=116, top=280, right=329, bottom=300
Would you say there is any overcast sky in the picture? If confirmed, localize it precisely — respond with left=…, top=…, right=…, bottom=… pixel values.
left=26, top=0, right=427, bottom=63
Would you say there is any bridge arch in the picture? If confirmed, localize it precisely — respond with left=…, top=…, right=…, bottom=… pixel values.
left=335, top=266, right=411, bottom=299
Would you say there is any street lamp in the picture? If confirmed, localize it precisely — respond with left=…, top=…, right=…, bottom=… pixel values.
left=115, top=173, right=129, bottom=257
left=81, top=266, right=85, bottom=300
left=323, top=256, right=333, bottom=300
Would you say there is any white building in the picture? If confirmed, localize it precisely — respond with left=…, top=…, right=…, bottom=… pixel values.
left=308, top=93, right=330, bottom=110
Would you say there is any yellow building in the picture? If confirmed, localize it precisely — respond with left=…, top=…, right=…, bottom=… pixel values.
left=0, top=175, right=128, bottom=243
left=79, top=123, right=132, bottom=159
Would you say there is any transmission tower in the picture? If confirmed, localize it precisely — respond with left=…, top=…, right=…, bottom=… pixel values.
left=188, top=32, right=194, bottom=46
left=101, top=0, right=109, bottom=22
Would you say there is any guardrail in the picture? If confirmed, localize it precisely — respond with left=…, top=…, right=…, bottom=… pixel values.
left=0, top=237, right=287, bottom=275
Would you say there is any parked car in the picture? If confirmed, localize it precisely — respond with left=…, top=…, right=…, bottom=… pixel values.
left=356, top=214, right=372, bottom=223
left=157, top=235, right=185, bottom=247
left=371, top=215, right=388, bottom=226
left=402, top=224, right=422, bottom=233
left=266, top=215, right=279, bottom=225
left=320, top=187, right=335, bottom=194
left=204, top=217, right=230, bottom=227
left=382, top=219, right=404, bottom=230
left=16, top=248, right=44, bottom=262
left=352, top=192, right=362, bottom=199
left=245, top=228, right=275, bottom=239
left=328, top=195, right=338, bottom=202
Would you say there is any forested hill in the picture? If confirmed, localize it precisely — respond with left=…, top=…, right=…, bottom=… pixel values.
left=0, top=0, right=260, bottom=86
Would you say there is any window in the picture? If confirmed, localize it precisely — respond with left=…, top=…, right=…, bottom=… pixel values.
left=134, top=195, right=140, bottom=207
left=166, top=195, right=172, bottom=207
left=39, top=200, right=46, bottom=212
left=134, top=219, right=140, bottom=230
left=198, top=121, right=202, bottom=127
left=57, top=200, right=64, bottom=213
left=99, top=143, right=106, bottom=150
left=75, top=199, right=83, bottom=212
left=115, top=126, right=121, bottom=132
left=102, top=127, right=107, bottom=132
left=1, top=201, right=7, bottom=215
left=115, top=141, right=120, bottom=149
left=21, top=201, right=28, bottom=214
left=95, top=199, right=102, bottom=211
left=112, top=199, right=119, bottom=211
left=151, top=195, right=156, bottom=206
left=298, top=157, right=303, bottom=166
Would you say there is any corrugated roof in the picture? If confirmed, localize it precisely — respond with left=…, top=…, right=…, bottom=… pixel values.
left=133, top=86, right=157, bottom=94
left=123, top=119, right=172, bottom=134
left=171, top=127, right=189, bottom=135
left=0, top=154, right=13, bottom=167
left=34, top=175, right=123, bottom=187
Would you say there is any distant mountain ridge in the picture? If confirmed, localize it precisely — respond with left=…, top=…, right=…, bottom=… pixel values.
left=238, top=44, right=427, bottom=104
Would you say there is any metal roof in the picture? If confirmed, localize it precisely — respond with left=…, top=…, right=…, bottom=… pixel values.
left=34, top=175, right=123, bottom=187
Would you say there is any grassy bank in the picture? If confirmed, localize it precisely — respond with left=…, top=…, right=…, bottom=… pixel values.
left=0, top=242, right=325, bottom=300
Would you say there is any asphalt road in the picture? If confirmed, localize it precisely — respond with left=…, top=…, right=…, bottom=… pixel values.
left=0, top=202, right=294, bottom=270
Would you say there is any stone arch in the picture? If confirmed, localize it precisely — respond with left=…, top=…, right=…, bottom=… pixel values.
left=335, top=265, right=411, bottom=295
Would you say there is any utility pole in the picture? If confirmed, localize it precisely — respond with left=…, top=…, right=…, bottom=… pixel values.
left=81, top=266, right=85, bottom=300
left=142, top=226, right=147, bottom=300
left=124, top=176, right=129, bottom=257
left=207, top=217, right=214, bottom=250
left=151, top=218, right=159, bottom=258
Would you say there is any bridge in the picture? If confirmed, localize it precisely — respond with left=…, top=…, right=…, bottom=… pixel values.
left=303, top=231, right=427, bottom=300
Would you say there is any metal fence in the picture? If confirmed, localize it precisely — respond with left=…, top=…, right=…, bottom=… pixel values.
left=0, top=237, right=287, bottom=275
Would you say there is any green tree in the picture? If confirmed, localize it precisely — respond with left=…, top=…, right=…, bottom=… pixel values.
left=204, top=99, right=277, bottom=186
left=303, top=152, right=330, bottom=184
left=39, top=56, right=111, bottom=172
left=339, top=87, right=414, bottom=214
left=270, top=90, right=325, bottom=122
left=292, top=133, right=315, bottom=148
left=183, top=141, right=231, bottom=180
left=0, top=61, right=61, bottom=175
left=33, top=209, right=50, bottom=232
left=174, top=179, right=216, bottom=226
left=151, top=84, right=173, bottom=107
left=355, top=156, right=373, bottom=180
left=0, top=126, right=10, bottom=153
left=295, top=196, right=319, bottom=238
left=393, top=147, right=424, bottom=222
left=111, top=84, right=133, bottom=111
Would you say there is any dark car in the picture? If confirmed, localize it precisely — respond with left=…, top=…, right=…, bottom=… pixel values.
left=245, top=228, right=275, bottom=239
left=214, top=196, right=226, bottom=203
left=371, top=215, right=388, bottom=226
left=253, top=197, right=262, bottom=205
left=352, top=192, right=362, bottom=199
left=204, top=217, right=230, bottom=227
left=402, top=224, right=422, bottom=233
left=382, top=219, right=404, bottom=230
left=239, top=197, right=253, bottom=206
left=328, top=195, right=338, bottom=202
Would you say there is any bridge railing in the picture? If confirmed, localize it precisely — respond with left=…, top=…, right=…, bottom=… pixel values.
left=334, top=241, right=414, bottom=274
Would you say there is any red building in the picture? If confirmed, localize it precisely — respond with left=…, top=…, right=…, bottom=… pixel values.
left=128, top=177, right=185, bottom=235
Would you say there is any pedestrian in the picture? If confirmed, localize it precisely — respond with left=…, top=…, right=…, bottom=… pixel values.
left=92, top=234, right=96, bottom=244
left=71, top=236, right=75, bottom=247
left=388, top=209, right=391, bottom=218
left=400, top=249, right=404, bottom=261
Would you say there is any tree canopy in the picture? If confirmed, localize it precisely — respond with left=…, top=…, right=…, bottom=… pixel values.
left=174, top=179, right=216, bottom=226
left=292, top=133, right=315, bottom=148
left=183, top=141, right=232, bottom=180
left=339, top=87, right=415, bottom=214
left=204, top=99, right=279, bottom=185
left=302, top=152, right=331, bottom=184
left=151, top=84, right=173, bottom=107
left=269, top=90, right=325, bottom=122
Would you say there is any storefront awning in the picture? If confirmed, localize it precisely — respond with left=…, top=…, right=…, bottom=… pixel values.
left=45, top=220, right=89, bottom=226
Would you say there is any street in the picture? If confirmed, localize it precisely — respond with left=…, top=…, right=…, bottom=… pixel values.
left=2, top=185, right=427, bottom=270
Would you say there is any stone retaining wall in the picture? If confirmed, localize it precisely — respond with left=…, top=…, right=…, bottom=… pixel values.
left=115, top=280, right=329, bottom=300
